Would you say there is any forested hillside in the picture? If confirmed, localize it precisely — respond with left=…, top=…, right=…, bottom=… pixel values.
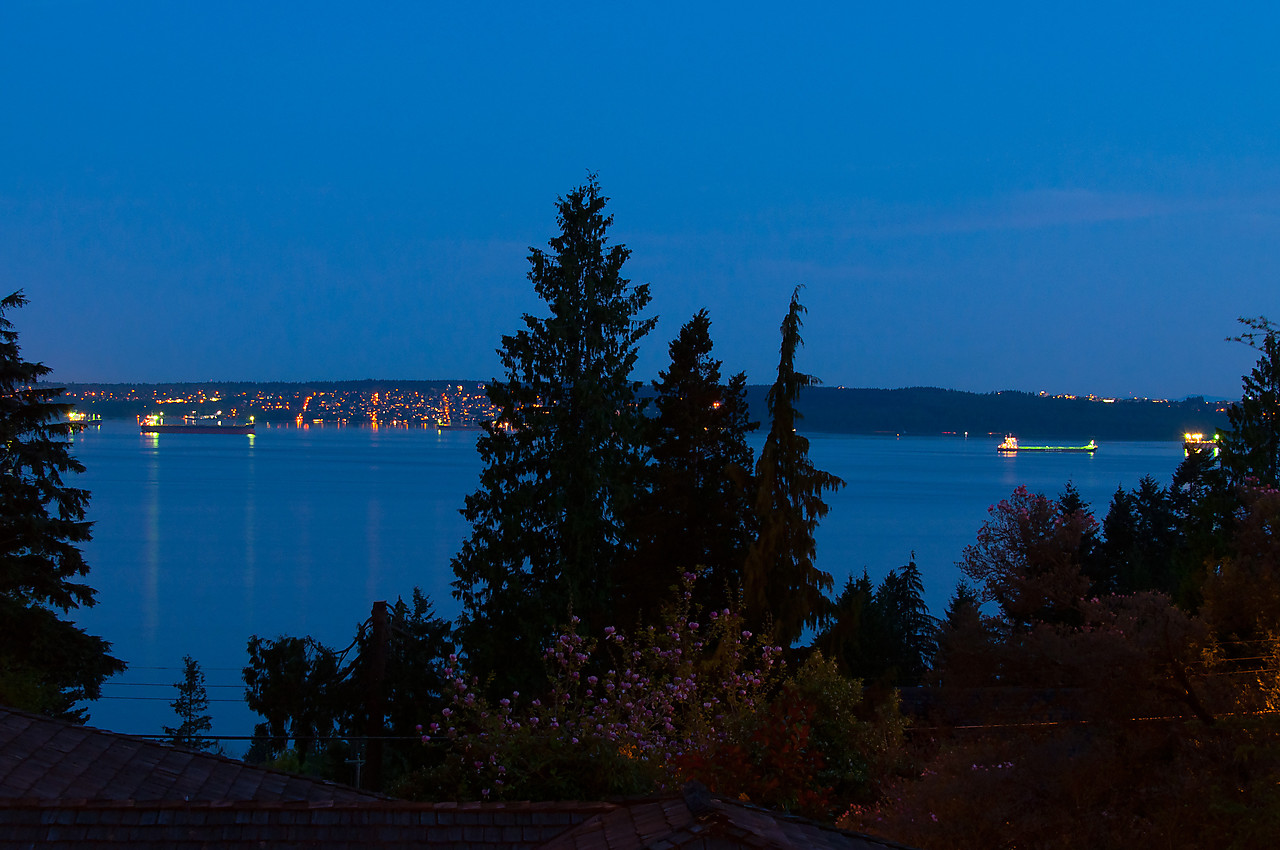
left=741, top=385, right=1227, bottom=440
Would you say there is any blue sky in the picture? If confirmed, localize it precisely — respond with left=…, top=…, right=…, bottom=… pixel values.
left=2, top=2, right=1277, bottom=398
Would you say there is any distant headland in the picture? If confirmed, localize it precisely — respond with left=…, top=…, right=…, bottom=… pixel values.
left=746, top=385, right=1230, bottom=441
left=53, top=381, right=1230, bottom=441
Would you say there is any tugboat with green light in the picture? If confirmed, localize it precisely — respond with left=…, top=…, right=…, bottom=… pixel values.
left=997, top=435, right=1097, bottom=453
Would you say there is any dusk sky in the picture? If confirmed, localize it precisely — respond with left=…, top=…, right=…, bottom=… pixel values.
left=3, top=3, right=1277, bottom=399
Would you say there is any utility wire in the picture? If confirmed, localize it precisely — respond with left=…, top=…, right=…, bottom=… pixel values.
left=103, top=682, right=245, bottom=689
left=98, top=696, right=244, bottom=703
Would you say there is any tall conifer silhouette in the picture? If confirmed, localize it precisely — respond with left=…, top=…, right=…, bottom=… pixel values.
left=620, top=310, right=757, bottom=622
left=451, top=177, right=655, bottom=688
left=743, top=287, right=844, bottom=646
left=0, top=291, right=124, bottom=718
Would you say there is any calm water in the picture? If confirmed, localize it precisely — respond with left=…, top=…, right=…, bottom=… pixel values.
left=67, top=422, right=1186, bottom=743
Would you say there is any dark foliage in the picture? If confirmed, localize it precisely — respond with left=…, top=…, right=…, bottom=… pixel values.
left=357, top=590, right=453, bottom=747
left=451, top=177, right=656, bottom=691
left=817, top=561, right=937, bottom=687
left=1220, top=316, right=1280, bottom=488
left=1095, top=476, right=1182, bottom=596
left=164, top=655, right=217, bottom=752
left=619, top=309, right=757, bottom=623
left=0, top=291, right=124, bottom=719
left=744, top=287, right=845, bottom=646
left=959, top=485, right=1095, bottom=630
left=243, top=635, right=343, bottom=763
left=243, top=590, right=454, bottom=788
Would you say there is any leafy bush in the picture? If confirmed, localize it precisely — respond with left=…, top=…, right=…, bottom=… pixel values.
left=397, top=575, right=904, bottom=819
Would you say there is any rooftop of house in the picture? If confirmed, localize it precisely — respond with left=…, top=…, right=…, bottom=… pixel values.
left=0, top=704, right=917, bottom=849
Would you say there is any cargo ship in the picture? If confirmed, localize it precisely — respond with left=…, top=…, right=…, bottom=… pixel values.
left=139, top=414, right=255, bottom=435
left=997, top=435, right=1097, bottom=453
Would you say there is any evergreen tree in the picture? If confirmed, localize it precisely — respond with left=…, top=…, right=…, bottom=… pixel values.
left=619, top=310, right=757, bottom=623
left=360, top=590, right=453, bottom=747
left=164, top=655, right=217, bottom=752
left=1220, top=316, right=1280, bottom=488
left=743, top=287, right=845, bottom=646
left=1168, top=449, right=1237, bottom=607
left=816, top=562, right=936, bottom=686
left=872, top=558, right=937, bottom=685
left=0, top=291, right=124, bottom=719
left=451, top=177, right=656, bottom=688
left=930, top=580, right=993, bottom=687
left=1096, top=486, right=1136, bottom=596
left=814, top=570, right=876, bottom=677
left=942, top=580, right=983, bottom=632
left=1058, top=482, right=1105, bottom=593
left=341, top=590, right=454, bottom=788
left=1097, top=476, right=1180, bottom=595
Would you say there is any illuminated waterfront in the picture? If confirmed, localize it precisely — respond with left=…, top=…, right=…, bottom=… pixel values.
left=59, top=381, right=502, bottom=428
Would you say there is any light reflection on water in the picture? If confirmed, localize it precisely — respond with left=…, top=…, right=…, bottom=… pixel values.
left=66, top=422, right=1185, bottom=745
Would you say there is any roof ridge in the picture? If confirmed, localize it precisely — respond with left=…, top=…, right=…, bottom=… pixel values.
left=0, top=704, right=388, bottom=802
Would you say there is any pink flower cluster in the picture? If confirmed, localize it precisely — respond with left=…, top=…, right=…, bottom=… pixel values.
left=422, top=576, right=787, bottom=797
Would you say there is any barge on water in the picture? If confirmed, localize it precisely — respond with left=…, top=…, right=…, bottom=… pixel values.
left=139, top=414, right=255, bottom=435
left=997, top=435, right=1097, bottom=453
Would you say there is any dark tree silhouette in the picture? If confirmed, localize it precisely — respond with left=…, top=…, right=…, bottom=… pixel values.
left=451, top=177, right=656, bottom=689
left=243, top=635, right=342, bottom=763
left=1097, top=476, right=1180, bottom=596
left=743, top=287, right=845, bottom=646
left=959, top=486, right=1095, bottom=630
left=1220, top=316, right=1280, bottom=488
left=816, top=560, right=936, bottom=686
left=0, top=290, right=124, bottom=719
left=620, top=309, right=757, bottom=623
left=164, top=655, right=217, bottom=752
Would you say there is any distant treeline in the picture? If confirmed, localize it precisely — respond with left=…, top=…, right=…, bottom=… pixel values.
left=55, top=380, right=1230, bottom=441
left=739, top=385, right=1230, bottom=441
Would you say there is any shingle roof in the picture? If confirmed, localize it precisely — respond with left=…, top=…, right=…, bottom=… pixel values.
left=540, top=791, right=916, bottom=850
left=0, top=705, right=384, bottom=803
left=0, top=799, right=613, bottom=849
left=0, top=704, right=918, bottom=849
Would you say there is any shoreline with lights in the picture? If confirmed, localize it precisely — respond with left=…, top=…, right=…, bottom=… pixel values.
left=52, top=381, right=1233, bottom=441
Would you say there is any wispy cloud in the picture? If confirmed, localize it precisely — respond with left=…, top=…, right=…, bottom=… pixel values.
left=843, top=189, right=1271, bottom=239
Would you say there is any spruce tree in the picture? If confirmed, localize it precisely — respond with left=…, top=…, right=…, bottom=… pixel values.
left=814, top=570, right=875, bottom=677
left=1098, top=477, right=1180, bottom=596
left=816, top=562, right=936, bottom=686
left=0, top=291, right=124, bottom=719
left=164, top=655, right=217, bottom=752
left=1220, top=316, right=1280, bottom=488
left=1096, top=486, right=1135, bottom=595
left=451, top=177, right=655, bottom=687
left=619, top=309, right=757, bottom=623
left=872, top=558, right=937, bottom=685
left=743, top=287, right=845, bottom=646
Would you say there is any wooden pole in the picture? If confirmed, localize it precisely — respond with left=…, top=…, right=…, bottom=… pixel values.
left=365, top=600, right=389, bottom=790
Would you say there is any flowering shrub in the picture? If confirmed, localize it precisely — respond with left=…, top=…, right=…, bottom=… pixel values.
left=398, top=574, right=904, bottom=817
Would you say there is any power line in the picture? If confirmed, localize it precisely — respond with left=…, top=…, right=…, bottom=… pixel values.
left=97, top=696, right=244, bottom=703
left=104, top=682, right=244, bottom=689
left=125, top=666, right=245, bottom=672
